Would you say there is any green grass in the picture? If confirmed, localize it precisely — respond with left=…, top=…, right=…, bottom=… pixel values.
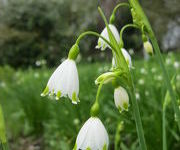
left=0, top=53, right=180, bottom=150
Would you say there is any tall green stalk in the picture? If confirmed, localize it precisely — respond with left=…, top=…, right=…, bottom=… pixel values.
left=162, top=103, right=167, bottom=150
left=149, top=34, right=180, bottom=130
left=129, top=0, right=180, bottom=131
left=98, top=6, right=147, bottom=150
left=129, top=80, right=147, bottom=150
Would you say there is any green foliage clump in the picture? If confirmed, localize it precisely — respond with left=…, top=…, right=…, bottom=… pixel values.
left=0, top=0, right=98, bottom=68
left=0, top=53, right=180, bottom=150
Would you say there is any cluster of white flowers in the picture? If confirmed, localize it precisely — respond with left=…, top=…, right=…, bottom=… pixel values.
left=96, top=24, right=132, bottom=69
left=41, top=24, right=133, bottom=150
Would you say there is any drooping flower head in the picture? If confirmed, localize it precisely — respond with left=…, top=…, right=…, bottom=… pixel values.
left=112, top=48, right=132, bottom=68
left=114, top=86, right=129, bottom=112
left=74, top=117, right=109, bottom=150
left=41, top=44, right=79, bottom=104
left=96, top=24, right=120, bottom=51
left=143, top=40, right=153, bottom=55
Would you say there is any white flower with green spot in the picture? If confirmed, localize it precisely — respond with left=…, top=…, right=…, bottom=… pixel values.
left=41, top=59, right=79, bottom=104
left=114, top=86, right=129, bottom=112
left=74, top=117, right=109, bottom=150
left=96, top=24, right=120, bottom=51
left=112, top=48, right=132, bottom=68
left=143, top=40, right=153, bottom=55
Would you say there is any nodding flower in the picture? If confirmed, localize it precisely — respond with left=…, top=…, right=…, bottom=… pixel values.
left=96, top=24, right=120, bottom=51
left=41, top=44, right=80, bottom=104
left=112, top=48, right=132, bottom=68
left=143, top=40, right=153, bottom=55
left=74, top=117, right=109, bottom=150
left=114, top=86, right=129, bottom=112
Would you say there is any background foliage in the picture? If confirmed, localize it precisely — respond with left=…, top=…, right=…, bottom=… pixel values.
left=0, top=53, right=180, bottom=149
left=0, top=0, right=179, bottom=68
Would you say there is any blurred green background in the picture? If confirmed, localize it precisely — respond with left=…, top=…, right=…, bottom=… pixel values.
left=0, top=0, right=180, bottom=150
left=0, top=0, right=179, bottom=68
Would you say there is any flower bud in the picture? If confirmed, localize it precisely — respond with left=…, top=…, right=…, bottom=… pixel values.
left=143, top=41, right=153, bottom=55
left=95, top=72, right=119, bottom=85
left=68, top=44, right=79, bottom=60
left=114, top=86, right=129, bottom=112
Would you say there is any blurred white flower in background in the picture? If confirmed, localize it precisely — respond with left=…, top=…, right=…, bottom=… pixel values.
left=74, top=117, right=109, bottom=150
left=129, top=48, right=135, bottom=55
left=140, top=68, right=147, bottom=74
left=34, top=72, right=40, bottom=78
left=165, top=58, right=171, bottom=65
left=35, top=59, right=46, bottom=67
left=73, top=118, right=80, bottom=126
left=135, top=92, right=140, bottom=100
left=174, top=61, right=179, bottom=69
left=156, top=75, right=163, bottom=81
left=145, top=91, right=150, bottom=96
left=0, top=82, right=6, bottom=88
left=138, top=79, right=145, bottom=85
left=151, top=67, right=156, bottom=73
left=96, top=24, right=120, bottom=51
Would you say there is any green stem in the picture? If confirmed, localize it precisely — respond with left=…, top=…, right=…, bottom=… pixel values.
left=75, top=31, right=116, bottom=52
left=129, top=87, right=147, bottom=150
left=115, top=122, right=124, bottom=150
left=162, top=104, right=167, bottom=150
left=119, top=24, right=139, bottom=47
left=110, top=3, right=130, bottom=24
left=129, top=69, right=147, bottom=150
left=95, top=80, right=104, bottom=103
left=112, top=3, right=130, bottom=15
left=149, top=33, right=180, bottom=130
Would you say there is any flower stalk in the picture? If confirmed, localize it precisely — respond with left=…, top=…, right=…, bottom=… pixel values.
left=129, top=0, right=180, bottom=130
left=98, top=6, right=147, bottom=150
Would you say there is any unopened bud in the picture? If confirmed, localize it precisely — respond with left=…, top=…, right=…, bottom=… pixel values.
left=144, top=41, right=153, bottom=55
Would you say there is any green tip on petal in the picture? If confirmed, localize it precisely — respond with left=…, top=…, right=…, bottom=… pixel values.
left=118, top=106, right=122, bottom=113
left=86, top=147, right=91, bottom=150
left=103, top=144, right=107, bottom=150
left=55, top=91, right=61, bottom=100
left=123, top=102, right=129, bottom=111
left=41, top=86, right=49, bottom=97
left=72, top=92, right=78, bottom=104
left=49, top=89, right=54, bottom=96
left=98, top=41, right=101, bottom=47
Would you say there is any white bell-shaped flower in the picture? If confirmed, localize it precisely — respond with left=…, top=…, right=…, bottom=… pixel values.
left=143, top=41, right=153, bottom=55
left=112, top=48, right=132, bottom=68
left=74, top=117, right=109, bottom=150
left=96, top=24, right=120, bottom=51
left=114, top=86, right=129, bottom=112
left=41, top=59, right=79, bottom=104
